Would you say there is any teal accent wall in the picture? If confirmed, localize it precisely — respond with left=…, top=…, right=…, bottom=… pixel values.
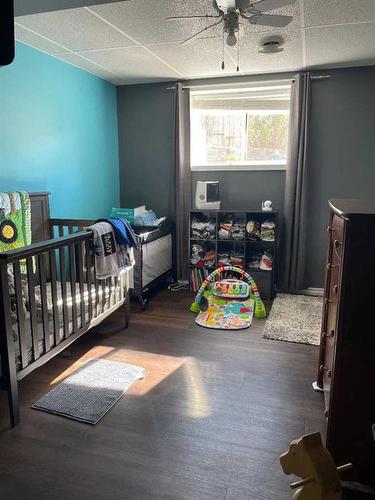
left=0, top=42, right=119, bottom=219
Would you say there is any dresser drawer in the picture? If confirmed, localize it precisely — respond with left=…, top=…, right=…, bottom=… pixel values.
left=329, top=214, right=344, bottom=253
left=322, top=302, right=336, bottom=412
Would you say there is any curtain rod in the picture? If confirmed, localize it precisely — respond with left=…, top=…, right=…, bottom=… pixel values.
left=179, top=78, right=293, bottom=90
left=166, top=74, right=331, bottom=90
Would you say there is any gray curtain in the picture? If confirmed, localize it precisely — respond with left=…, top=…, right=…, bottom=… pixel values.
left=282, top=72, right=311, bottom=292
left=171, top=83, right=191, bottom=282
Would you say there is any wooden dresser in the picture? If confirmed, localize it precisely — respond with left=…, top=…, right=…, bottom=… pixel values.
left=316, top=199, right=375, bottom=485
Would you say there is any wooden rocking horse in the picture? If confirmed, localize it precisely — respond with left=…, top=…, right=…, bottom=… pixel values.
left=280, top=433, right=375, bottom=499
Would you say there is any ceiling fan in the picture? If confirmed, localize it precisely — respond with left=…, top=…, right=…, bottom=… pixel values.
left=167, top=0, right=297, bottom=71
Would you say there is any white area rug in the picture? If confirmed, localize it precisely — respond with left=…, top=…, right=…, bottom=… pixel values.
left=263, top=294, right=323, bottom=346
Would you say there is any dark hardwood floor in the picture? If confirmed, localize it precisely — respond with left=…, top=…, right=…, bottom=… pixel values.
left=0, top=290, right=325, bottom=500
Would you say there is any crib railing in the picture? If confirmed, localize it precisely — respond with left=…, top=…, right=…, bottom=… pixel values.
left=50, top=218, right=129, bottom=328
left=50, top=218, right=95, bottom=237
left=0, top=223, right=129, bottom=426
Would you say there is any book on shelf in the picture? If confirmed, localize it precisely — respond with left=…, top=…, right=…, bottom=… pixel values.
left=189, top=267, right=210, bottom=293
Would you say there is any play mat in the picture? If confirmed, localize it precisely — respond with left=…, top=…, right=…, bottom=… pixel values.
left=195, top=294, right=255, bottom=330
left=191, top=265, right=266, bottom=330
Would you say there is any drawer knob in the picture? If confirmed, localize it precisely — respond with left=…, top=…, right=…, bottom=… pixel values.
left=327, top=226, right=335, bottom=233
left=324, top=409, right=329, bottom=418
left=333, top=285, right=338, bottom=294
left=323, top=330, right=335, bottom=338
left=319, top=365, right=332, bottom=378
left=324, top=298, right=333, bottom=305
left=327, top=263, right=337, bottom=270
left=334, top=240, right=342, bottom=248
left=320, top=365, right=332, bottom=378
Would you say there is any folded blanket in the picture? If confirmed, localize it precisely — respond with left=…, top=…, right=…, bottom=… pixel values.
left=0, top=192, right=31, bottom=253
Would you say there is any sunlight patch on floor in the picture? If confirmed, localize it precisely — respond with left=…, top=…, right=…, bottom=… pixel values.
left=183, top=359, right=212, bottom=418
left=49, top=346, right=211, bottom=417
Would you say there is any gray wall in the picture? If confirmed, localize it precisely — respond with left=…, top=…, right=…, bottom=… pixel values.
left=192, top=171, right=285, bottom=212
left=117, top=82, right=175, bottom=216
left=117, top=66, right=375, bottom=289
left=306, top=66, right=375, bottom=288
left=117, top=80, right=286, bottom=216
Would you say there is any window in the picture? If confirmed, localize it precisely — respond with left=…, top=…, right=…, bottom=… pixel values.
left=190, top=83, right=291, bottom=170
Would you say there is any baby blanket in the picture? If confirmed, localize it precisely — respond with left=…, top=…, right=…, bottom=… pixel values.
left=0, top=192, right=31, bottom=253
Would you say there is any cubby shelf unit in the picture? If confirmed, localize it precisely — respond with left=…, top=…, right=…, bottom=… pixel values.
left=189, top=210, right=278, bottom=300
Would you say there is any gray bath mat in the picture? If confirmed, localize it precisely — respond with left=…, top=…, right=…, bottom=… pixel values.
left=32, top=358, right=144, bottom=424
left=263, top=294, right=323, bottom=346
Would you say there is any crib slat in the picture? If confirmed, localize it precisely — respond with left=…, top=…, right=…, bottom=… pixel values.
left=119, top=272, right=125, bottom=301
left=38, top=253, right=50, bottom=353
left=77, top=242, right=86, bottom=327
left=109, top=276, right=114, bottom=308
left=118, top=273, right=122, bottom=301
left=68, top=226, right=74, bottom=235
left=114, top=275, right=119, bottom=305
left=69, top=244, right=78, bottom=332
left=49, top=250, right=60, bottom=346
left=85, top=240, right=93, bottom=322
left=90, top=244, right=100, bottom=317
left=101, top=278, right=107, bottom=313
left=26, top=257, right=40, bottom=361
left=58, top=225, right=64, bottom=238
left=59, top=246, right=69, bottom=339
left=13, top=261, right=28, bottom=369
left=94, top=276, right=100, bottom=317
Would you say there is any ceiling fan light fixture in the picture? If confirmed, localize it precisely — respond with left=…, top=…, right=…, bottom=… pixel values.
left=226, top=33, right=237, bottom=46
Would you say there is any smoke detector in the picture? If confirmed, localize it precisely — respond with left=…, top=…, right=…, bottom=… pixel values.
left=259, top=36, right=285, bottom=53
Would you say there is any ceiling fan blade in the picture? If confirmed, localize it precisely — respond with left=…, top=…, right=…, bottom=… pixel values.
left=249, top=13, right=293, bottom=27
left=250, top=0, right=297, bottom=12
left=166, top=14, right=221, bottom=20
left=179, top=17, right=224, bottom=46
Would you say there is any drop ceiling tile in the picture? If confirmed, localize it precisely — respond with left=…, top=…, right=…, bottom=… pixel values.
left=150, top=37, right=237, bottom=78
left=16, top=7, right=135, bottom=52
left=15, top=24, right=67, bottom=54
left=90, top=0, right=224, bottom=45
left=305, top=22, right=375, bottom=69
left=78, top=47, right=180, bottom=84
left=227, top=27, right=303, bottom=75
left=303, top=0, right=375, bottom=27
left=55, top=52, right=120, bottom=82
